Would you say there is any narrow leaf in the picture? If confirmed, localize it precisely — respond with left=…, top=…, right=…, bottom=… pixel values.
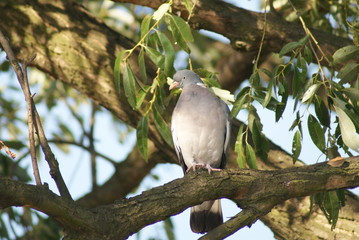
left=307, top=114, right=326, bottom=153
left=167, top=14, right=194, bottom=53
left=153, top=105, right=173, bottom=147
left=123, top=63, right=137, bottom=109
left=140, top=15, right=152, bottom=40
left=291, top=130, right=302, bottom=164
left=231, top=86, right=250, bottom=117
left=153, top=3, right=170, bottom=21
left=156, top=31, right=175, bottom=76
left=137, top=115, right=149, bottom=161
left=138, top=48, right=147, bottom=82
left=334, top=104, right=359, bottom=152
left=337, top=63, right=359, bottom=84
left=114, top=50, right=128, bottom=92
left=145, top=46, right=165, bottom=68
left=245, top=143, right=257, bottom=169
left=333, top=45, right=359, bottom=65
left=314, top=96, right=330, bottom=128
left=302, top=83, right=319, bottom=103
left=234, top=125, right=246, bottom=168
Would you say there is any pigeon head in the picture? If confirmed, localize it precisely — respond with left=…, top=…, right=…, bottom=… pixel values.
left=169, top=70, right=204, bottom=90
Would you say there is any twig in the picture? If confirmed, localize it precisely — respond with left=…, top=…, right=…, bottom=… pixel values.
left=199, top=205, right=272, bottom=240
left=89, top=102, right=97, bottom=190
left=0, top=30, right=42, bottom=185
left=47, top=139, right=117, bottom=166
left=33, top=109, right=73, bottom=200
left=0, top=30, right=72, bottom=200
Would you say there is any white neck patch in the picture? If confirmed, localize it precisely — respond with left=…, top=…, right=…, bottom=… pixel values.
left=196, top=82, right=206, bottom=88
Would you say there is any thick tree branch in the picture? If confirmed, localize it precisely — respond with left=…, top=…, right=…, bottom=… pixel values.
left=115, top=0, right=357, bottom=67
left=1, top=157, right=359, bottom=239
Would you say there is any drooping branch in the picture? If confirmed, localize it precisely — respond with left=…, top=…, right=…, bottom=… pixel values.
left=1, top=157, right=359, bottom=239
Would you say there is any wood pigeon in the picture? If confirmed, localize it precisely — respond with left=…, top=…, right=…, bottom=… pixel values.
left=170, top=69, right=231, bottom=233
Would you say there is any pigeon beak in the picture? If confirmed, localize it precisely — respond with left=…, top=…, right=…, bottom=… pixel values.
left=169, top=81, right=179, bottom=90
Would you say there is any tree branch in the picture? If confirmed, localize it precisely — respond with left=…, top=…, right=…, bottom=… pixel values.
left=1, top=156, right=358, bottom=239
left=115, top=0, right=357, bottom=67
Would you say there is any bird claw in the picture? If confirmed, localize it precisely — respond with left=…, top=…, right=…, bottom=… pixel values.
left=186, top=162, right=221, bottom=174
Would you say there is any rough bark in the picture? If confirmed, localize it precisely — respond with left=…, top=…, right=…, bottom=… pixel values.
left=1, top=157, right=359, bottom=239
left=0, top=0, right=358, bottom=239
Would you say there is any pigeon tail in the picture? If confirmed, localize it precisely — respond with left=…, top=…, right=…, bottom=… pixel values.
left=190, top=199, right=223, bottom=233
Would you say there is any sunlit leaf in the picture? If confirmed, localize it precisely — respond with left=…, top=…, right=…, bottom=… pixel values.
left=302, top=83, right=319, bottom=103
left=137, top=115, right=149, bottom=161
left=307, top=114, right=326, bottom=153
left=291, top=130, right=302, bottom=164
left=153, top=3, right=170, bottom=21
left=333, top=103, right=359, bottom=152
left=210, top=87, right=234, bottom=104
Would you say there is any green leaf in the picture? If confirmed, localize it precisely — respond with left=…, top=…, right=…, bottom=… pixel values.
left=303, top=45, right=313, bottom=63
left=302, top=83, right=319, bottom=103
left=153, top=104, right=173, bottom=147
left=138, top=48, right=147, bottom=83
left=249, top=71, right=260, bottom=87
left=245, top=143, right=257, bottom=169
left=263, top=79, right=273, bottom=108
left=337, top=62, right=359, bottom=84
left=314, top=96, right=330, bottom=128
left=231, top=86, right=250, bottom=117
left=152, top=3, right=170, bottom=21
left=156, top=31, right=175, bottom=76
left=259, top=68, right=273, bottom=79
left=342, top=88, right=359, bottom=102
left=291, top=130, right=302, bottom=164
left=140, top=15, right=152, bottom=40
left=137, top=115, right=149, bottom=161
left=114, top=50, right=128, bottom=92
left=307, top=114, right=326, bottom=153
left=167, top=14, right=194, bottom=53
left=275, top=90, right=288, bottom=122
left=123, top=63, right=137, bottom=109
left=279, top=35, right=309, bottom=57
left=332, top=45, right=359, bottom=65
left=136, top=86, right=149, bottom=110
left=145, top=46, right=165, bottom=69
left=292, top=66, right=307, bottom=97
left=251, top=118, right=269, bottom=161
left=182, top=0, right=194, bottom=12
left=234, top=125, right=246, bottom=168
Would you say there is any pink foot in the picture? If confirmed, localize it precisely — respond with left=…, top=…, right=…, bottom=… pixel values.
left=186, top=162, right=222, bottom=174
